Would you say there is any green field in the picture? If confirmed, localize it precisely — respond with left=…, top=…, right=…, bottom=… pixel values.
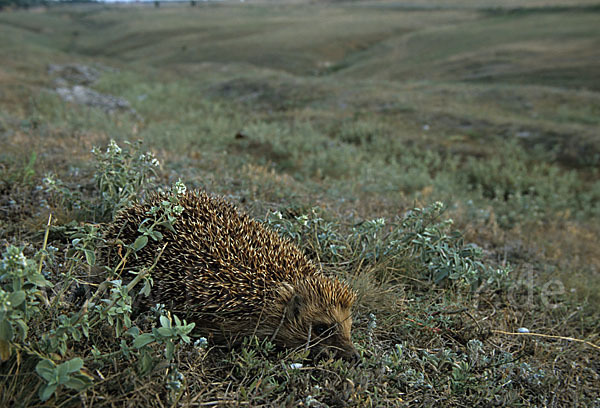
left=1, top=1, right=599, bottom=406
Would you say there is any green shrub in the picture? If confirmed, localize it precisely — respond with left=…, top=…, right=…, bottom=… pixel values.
left=266, top=201, right=509, bottom=289
left=44, top=139, right=160, bottom=221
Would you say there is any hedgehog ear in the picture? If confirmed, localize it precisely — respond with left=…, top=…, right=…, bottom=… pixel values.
left=286, top=293, right=304, bottom=321
left=277, top=282, right=303, bottom=321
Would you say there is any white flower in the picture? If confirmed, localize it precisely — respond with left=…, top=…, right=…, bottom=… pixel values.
left=172, top=180, right=187, bottom=196
left=139, top=152, right=160, bottom=167
left=106, top=140, right=122, bottom=154
left=194, top=337, right=208, bottom=348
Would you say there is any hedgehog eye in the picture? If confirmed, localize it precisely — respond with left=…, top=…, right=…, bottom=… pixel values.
left=313, top=323, right=330, bottom=337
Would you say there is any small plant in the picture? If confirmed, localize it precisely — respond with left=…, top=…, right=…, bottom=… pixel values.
left=451, top=360, right=473, bottom=392
left=42, top=174, right=84, bottom=213
left=21, top=152, right=37, bottom=185
left=395, top=202, right=504, bottom=287
left=0, top=245, right=53, bottom=360
left=41, top=313, right=90, bottom=357
left=132, top=312, right=195, bottom=375
left=130, top=179, right=186, bottom=253
left=96, top=280, right=133, bottom=337
left=35, top=358, right=93, bottom=401
left=69, top=222, right=104, bottom=267
left=0, top=243, right=95, bottom=402
left=44, top=139, right=160, bottom=221
left=267, top=209, right=347, bottom=262
left=0, top=152, right=38, bottom=186
left=92, top=139, right=160, bottom=219
left=349, top=217, right=387, bottom=262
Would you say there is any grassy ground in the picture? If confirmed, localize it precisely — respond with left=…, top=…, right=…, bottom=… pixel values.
left=1, top=1, right=599, bottom=406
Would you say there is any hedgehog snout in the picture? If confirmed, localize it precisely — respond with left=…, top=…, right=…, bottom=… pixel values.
left=313, top=336, right=359, bottom=362
left=338, top=344, right=360, bottom=363
left=318, top=332, right=359, bottom=362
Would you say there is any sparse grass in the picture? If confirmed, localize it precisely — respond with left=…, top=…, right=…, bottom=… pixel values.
left=1, top=1, right=599, bottom=406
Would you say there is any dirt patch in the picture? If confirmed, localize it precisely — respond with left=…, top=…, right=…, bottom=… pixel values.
left=48, top=63, right=137, bottom=115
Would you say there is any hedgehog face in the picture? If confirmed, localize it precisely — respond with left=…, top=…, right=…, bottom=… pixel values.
left=276, top=277, right=359, bottom=362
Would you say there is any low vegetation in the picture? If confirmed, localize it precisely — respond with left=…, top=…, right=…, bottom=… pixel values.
left=1, top=1, right=599, bottom=406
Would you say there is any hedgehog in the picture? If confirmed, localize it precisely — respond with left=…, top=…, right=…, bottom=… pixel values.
left=105, top=190, right=359, bottom=361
